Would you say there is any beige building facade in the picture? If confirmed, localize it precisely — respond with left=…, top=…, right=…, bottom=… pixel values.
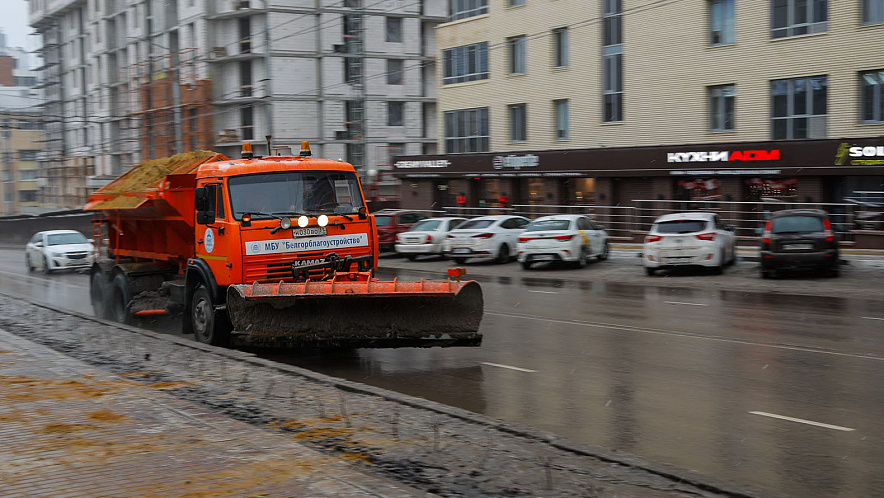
left=394, top=0, right=884, bottom=213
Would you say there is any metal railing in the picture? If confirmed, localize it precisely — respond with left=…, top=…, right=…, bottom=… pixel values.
left=437, top=200, right=882, bottom=242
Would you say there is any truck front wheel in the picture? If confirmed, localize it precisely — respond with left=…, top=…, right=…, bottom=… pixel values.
left=90, top=271, right=109, bottom=319
left=110, top=273, right=131, bottom=324
left=191, top=285, right=230, bottom=347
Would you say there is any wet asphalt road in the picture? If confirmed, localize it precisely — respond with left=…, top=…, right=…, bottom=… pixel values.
left=2, top=247, right=883, bottom=497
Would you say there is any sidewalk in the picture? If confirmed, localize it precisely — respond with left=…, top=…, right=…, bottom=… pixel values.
left=0, top=328, right=425, bottom=497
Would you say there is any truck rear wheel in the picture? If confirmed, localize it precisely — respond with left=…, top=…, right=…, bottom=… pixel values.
left=90, top=271, right=109, bottom=319
left=191, top=285, right=230, bottom=347
left=110, top=272, right=131, bottom=324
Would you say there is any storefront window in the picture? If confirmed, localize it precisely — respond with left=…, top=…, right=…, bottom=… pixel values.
left=525, top=178, right=546, bottom=205
left=747, top=178, right=797, bottom=200
left=570, top=178, right=595, bottom=204
left=677, top=179, right=721, bottom=200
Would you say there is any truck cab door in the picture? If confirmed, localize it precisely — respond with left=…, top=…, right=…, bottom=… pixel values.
left=196, top=183, right=234, bottom=285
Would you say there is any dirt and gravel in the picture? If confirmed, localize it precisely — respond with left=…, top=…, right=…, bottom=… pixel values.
left=0, top=293, right=765, bottom=498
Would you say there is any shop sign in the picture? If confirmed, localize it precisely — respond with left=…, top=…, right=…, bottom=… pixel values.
left=836, top=143, right=884, bottom=166
left=670, top=169, right=782, bottom=175
left=667, top=150, right=780, bottom=163
left=492, top=154, right=540, bottom=170
left=395, top=160, right=451, bottom=169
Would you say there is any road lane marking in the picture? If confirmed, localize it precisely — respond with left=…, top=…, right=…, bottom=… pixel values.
left=664, top=301, right=708, bottom=306
left=861, top=316, right=884, bottom=321
left=749, top=411, right=855, bottom=432
left=480, top=362, right=537, bottom=373
left=486, top=310, right=884, bottom=362
left=527, top=290, right=559, bottom=294
left=0, top=269, right=85, bottom=290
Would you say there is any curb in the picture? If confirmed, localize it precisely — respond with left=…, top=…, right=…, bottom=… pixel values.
left=0, top=289, right=769, bottom=498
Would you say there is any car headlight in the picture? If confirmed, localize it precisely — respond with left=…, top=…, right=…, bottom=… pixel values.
left=50, top=251, right=62, bottom=257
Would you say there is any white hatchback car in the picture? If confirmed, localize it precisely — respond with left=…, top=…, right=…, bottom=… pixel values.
left=395, top=217, right=467, bottom=260
left=443, top=215, right=530, bottom=264
left=517, top=215, right=609, bottom=269
left=25, top=230, right=95, bottom=274
left=642, top=212, right=737, bottom=276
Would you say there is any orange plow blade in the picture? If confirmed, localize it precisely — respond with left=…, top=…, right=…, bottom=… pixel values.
left=226, top=273, right=483, bottom=348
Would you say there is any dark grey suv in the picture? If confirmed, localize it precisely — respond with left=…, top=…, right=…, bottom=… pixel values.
left=760, top=209, right=839, bottom=278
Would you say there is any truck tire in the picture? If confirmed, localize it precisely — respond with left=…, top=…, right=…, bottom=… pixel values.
left=90, top=271, right=109, bottom=319
left=191, top=285, right=230, bottom=347
left=110, top=272, right=131, bottom=324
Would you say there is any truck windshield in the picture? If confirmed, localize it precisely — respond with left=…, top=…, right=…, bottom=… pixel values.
left=228, top=170, right=364, bottom=220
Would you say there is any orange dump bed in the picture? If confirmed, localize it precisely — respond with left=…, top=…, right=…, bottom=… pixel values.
left=84, top=151, right=226, bottom=268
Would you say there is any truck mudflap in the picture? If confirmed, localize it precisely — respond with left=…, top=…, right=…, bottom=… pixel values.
left=225, top=270, right=483, bottom=348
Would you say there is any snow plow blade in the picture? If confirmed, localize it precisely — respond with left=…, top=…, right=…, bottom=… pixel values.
left=226, top=273, right=483, bottom=348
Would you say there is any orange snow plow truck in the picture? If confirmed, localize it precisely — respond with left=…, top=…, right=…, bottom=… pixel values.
left=84, top=143, right=483, bottom=348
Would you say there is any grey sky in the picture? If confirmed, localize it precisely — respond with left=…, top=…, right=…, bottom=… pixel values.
left=0, top=0, right=37, bottom=50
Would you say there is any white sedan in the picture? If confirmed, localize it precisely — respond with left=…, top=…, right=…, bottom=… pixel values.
left=517, top=215, right=609, bottom=269
left=25, top=230, right=95, bottom=274
left=642, top=212, right=737, bottom=276
left=394, top=217, right=467, bottom=260
left=443, top=215, right=530, bottom=264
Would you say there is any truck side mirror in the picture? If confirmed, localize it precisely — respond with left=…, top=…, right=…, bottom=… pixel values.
left=358, top=207, right=367, bottom=220
left=196, top=210, right=215, bottom=225
left=194, top=187, right=209, bottom=211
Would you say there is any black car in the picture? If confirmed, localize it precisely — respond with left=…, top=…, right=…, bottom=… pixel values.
left=760, top=209, right=839, bottom=278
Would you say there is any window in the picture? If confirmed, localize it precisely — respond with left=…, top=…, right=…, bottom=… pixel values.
left=17, top=120, right=41, bottom=130
left=442, top=42, right=489, bottom=85
left=771, top=76, right=827, bottom=139
left=865, top=0, right=884, bottom=24
left=772, top=0, right=827, bottom=39
left=444, top=107, right=489, bottom=154
left=508, top=36, right=526, bottom=75
left=509, top=0, right=525, bottom=7
left=710, top=0, right=735, bottom=45
left=553, top=28, right=568, bottom=67
left=509, top=103, right=527, bottom=142
left=386, top=17, right=402, bottom=42
left=241, top=105, right=254, bottom=141
left=239, top=60, right=252, bottom=97
left=239, top=17, right=251, bottom=53
left=709, top=84, right=735, bottom=131
left=861, top=70, right=884, bottom=123
left=448, top=0, right=487, bottom=21
left=387, top=59, right=403, bottom=85
left=19, top=170, right=39, bottom=181
left=388, top=102, right=404, bottom=126
left=20, top=191, right=37, bottom=202
left=554, top=99, right=569, bottom=140
left=603, top=0, right=623, bottom=122
left=19, top=150, right=39, bottom=161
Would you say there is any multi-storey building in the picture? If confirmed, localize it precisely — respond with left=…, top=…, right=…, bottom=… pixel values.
left=28, top=0, right=443, bottom=207
left=393, top=0, right=884, bottom=211
left=0, top=88, right=44, bottom=216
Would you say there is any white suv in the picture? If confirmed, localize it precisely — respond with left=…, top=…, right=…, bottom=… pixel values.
left=517, top=215, right=609, bottom=269
left=443, top=215, right=529, bottom=264
left=642, top=212, right=737, bottom=276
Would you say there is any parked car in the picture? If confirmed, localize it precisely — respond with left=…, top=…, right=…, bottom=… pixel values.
left=642, top=212, right=737, bottom=276
left=517, top=215, right=609, bottom=269
left=25, top=230, right=94, bottom=274
left=395, top=217, right=467, bottom=260
left=374, top=209, right=429, bottom=252
left=760, top=209, right=839, bottom=278
left=443, top=215, right=530, bottom=264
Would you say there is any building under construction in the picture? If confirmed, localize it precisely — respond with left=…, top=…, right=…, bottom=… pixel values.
left=29, top=0, right=445, bottom=208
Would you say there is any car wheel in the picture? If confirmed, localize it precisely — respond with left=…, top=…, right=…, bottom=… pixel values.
left=496, top=244, right=510, bottom=264
left=645, top=267, right=656, bottom=276
left=453, top=257, right=466, bottom=264
left=826, top=267, right=840, bottom=278
left=521, top=261, right=533, bottom=270
left=598, top=241, right=609, bottom=261
left=191, top=285, right=230, bottom=347
left=711, top=251, right=725, bottom=275
left=109, top=272, right=131, bottom=324
left=761, top=269, right=773, bottom=279
left=25, top=254, right=34, bottom=272
left=406, top=254, right=417, bottom=261
left=43, top=255, right=53, bottom=274
left=727, top=245, right=737, bottom=266
left=575, top=247, right=588, bottom=268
